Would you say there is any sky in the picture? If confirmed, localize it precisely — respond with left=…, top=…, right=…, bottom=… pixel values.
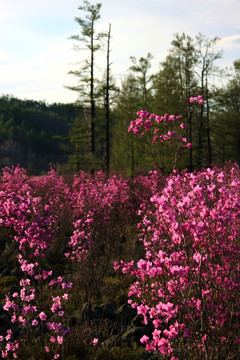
left=0, top=0, right=240, bottom=104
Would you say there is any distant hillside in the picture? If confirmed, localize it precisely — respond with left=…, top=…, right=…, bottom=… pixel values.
left=0, top=95, right=77, bottom=174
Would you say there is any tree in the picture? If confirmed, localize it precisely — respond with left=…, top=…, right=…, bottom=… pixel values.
left=170, top=33, right=199, bottom=171
left=151, top=54, right=184, bottom=115
left=105, top=23, right=111, bottom=177
left=112, top=74, right=142, bottom=176
left=129, top=52, right=153, bottom=109
left=67, top=0, right=106, bottom=173
left=67, top=108, right=92, bottom=172
left=195, top=33, right=223, bottom=167
left=212, top=59, right=240, bottom=163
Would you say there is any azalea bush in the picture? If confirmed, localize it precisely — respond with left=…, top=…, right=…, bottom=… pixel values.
left=114, top=162, right=240, bottom=359
left=0, top=182, right=71, bottom=359
left=0, top=166, right=152, bottom=358
left=0, top=95, right=239, bottom=359
left=128, top=96, right=203, bottom=174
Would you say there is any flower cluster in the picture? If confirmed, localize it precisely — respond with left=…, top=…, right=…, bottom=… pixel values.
left=189, top=94, right=204, bottom=104
left=0, top=166, right=144, bottom=357
left=127, top=97, right=204, bottom=172
left=115, top=163, right=240, bottom=358
left=67, top=171, right=132, bottom=261
left=1, top=160, right=239, bottom=359
left=0, top=169, right=71, bottom=359
left=128, top=110, right=186, bottom=147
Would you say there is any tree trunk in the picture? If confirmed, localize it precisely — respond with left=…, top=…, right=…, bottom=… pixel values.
left=105, top=24, right=111, bottom=178
left=90, top=25, right=95, bottom=174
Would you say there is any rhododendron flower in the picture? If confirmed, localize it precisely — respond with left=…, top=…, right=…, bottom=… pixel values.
left=50, top=336, right=56, bottom=343
left=62, top=293, right=68, bottom=300
left=180, top=123, right=186, bottom=129
left=92, top=338, right=98, bottom=346
left=57, top=335, right=64, bottom=344
left=140, top=335, right=149, bottom=344
left=39, top=312, right=47, bottom=321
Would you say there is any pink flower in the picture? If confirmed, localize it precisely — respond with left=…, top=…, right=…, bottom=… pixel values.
left=39, top=312, right=47, bottom=321
left=50, top=336, right=56, bottom=343
left=92, top=338, right=98, bottom=346
left=62, top=293, right=68, bottom=300
left=57, top=335, right=64, bottom=344
left=193, top=252, right=201, bottom=263
left=140, top=335, right=149, bottom=344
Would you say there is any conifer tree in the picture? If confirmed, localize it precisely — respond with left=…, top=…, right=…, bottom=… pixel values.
left=129, top=52, right=153, bottom=109
left=195, top=33, right=223, bottom=167
left=67, top=0, right=106, bottom=173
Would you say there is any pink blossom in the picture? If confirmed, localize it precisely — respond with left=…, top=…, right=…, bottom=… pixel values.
left=140, top=335, right=149, bottom=344
left=39, top=312, right=47, bottom=321
left=57, top=335, right=64, bottom=344
left=92, top=338, right=98, bottom=346
left=50, top=336, right=56, bottom=343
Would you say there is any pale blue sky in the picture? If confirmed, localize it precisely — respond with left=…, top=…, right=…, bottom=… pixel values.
left=0, top=0, right=239, bottom=104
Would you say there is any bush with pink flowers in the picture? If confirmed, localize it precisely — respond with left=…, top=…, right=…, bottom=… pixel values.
left=0, top=96, right=239, bottom=359
left=115, top=162, right=240, bottom=359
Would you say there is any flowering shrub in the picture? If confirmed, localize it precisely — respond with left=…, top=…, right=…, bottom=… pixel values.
left=0, top=166, right=147, bottom=357
left=128, top=95, right=203, bottom=174
left=68, top=171, right=132, bottom=262
left=114, top=163, right=240, bottom=359
left=0, top=188, right=71, bottom=359
left=0, top=151, right=239, bottom=359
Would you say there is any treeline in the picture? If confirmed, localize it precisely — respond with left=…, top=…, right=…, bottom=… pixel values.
left=0, top=55, right=239, bottom=176
left=0, top=3, right=239, bottom=175
left=0, top=96, right=77, bottom=174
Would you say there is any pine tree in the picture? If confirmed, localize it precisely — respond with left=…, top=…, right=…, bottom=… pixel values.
left=129, top=52, right=153, bottom=109
left=195, top=33, right=223, bottom=167
left=67, top=0, right=106, bottom=173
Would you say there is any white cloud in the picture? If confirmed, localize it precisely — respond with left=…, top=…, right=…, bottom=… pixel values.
left=218, top=35, right=240, bottom=48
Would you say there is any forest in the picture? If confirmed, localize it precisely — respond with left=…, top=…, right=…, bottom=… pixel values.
left=0, top=1, right=239, bottom=360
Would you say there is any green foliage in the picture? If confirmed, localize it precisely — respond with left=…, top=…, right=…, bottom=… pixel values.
left=0, top=95, right=76, bottom=174
left=67, top=0, right=106, bottom=101
left=129, top=52, right=154, bottom=109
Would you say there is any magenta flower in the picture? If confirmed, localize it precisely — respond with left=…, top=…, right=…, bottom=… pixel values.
left=92, top=338, right=98, bottom=346
left=57, top=335, right=64, bottom=344
left=39, top=311, right=47, bottom=321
